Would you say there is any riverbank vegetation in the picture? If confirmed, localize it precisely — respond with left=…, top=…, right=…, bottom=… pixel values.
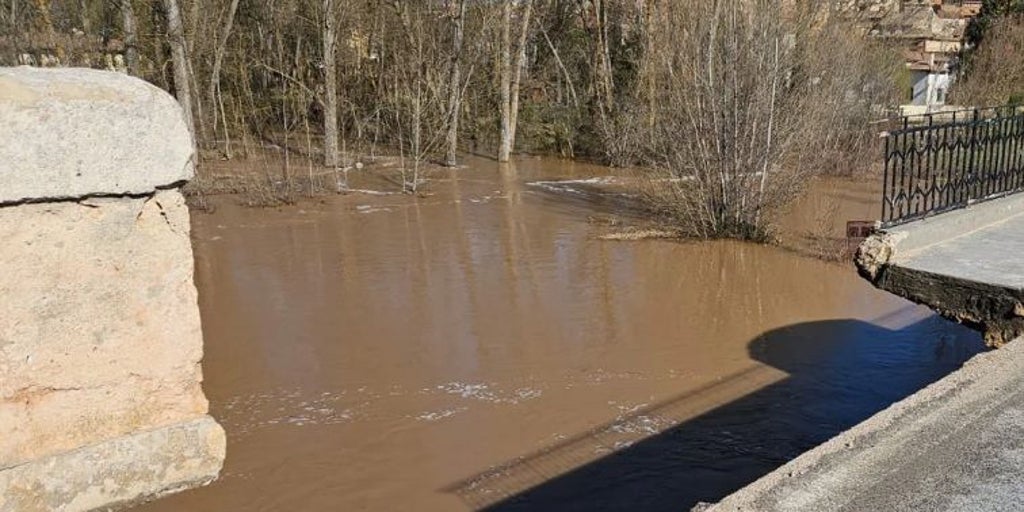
left=954, top=2, right=1024, bottom=106
left=2, top=0, right=903, bottom=239
left=608, top=3, right=901, bottom=239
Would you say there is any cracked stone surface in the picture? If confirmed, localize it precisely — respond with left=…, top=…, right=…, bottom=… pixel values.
left=0, top=67, right=194, bottom=204
left=0, top=190, right=209, bottom=469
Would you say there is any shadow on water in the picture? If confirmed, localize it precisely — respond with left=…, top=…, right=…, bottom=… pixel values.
left=446, top=316, right=985, bottom=512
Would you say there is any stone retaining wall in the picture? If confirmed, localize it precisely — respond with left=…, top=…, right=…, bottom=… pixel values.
left=0, top=67, right=224, bottom=511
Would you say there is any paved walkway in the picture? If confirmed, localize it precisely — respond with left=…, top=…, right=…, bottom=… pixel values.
left=901, top=214, right=1024, bottom=290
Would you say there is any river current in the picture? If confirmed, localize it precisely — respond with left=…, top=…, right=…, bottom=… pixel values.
left=137, top=156, right=983, bottom=511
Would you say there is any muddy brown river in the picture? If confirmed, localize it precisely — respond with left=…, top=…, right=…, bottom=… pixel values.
left=138, top=157, right=983, bottom=512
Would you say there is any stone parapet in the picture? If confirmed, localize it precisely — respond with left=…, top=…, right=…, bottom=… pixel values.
left=0, top=67, right=223, bottom=512
left=0, top=67, right=194, bottom=203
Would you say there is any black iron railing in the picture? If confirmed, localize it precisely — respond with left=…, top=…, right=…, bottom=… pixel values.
left=881, top=106, right=1024, bottom=226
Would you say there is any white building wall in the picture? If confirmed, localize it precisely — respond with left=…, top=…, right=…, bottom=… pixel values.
left=911, top=72, right=952, bottom=107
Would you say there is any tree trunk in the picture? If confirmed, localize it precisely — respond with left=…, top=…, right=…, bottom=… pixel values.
left=188, top=58, right=208, bottom=147
left=411, top=83, right=422, bottom=192
left=592, top=0, right=614, bottom=117
left=78, top=0, right=90, bottom=33
left=208, top=0, right=241, bottom=141
left=444, top=0, right=467, bottom=167
left=120, top=0, right=139, bottom=76
left=508, top=0, right=532, bottom=153
left=162, top=0, right=196, bottom=145
left=323, top=0, right=340, bottom=174
left=497, top=1, right=512, bottom=162
left=33, top=0, right=53, bottom=36
left=187, top=0, right=200, bottom=56
left=541, top=26, right=578, bottom=108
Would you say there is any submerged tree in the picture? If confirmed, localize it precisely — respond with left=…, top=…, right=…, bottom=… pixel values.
left=0, top=0, right=899, bottom=210
left=497, top=0, right=533, bottom=163
left=622, top=0, right=900, bottom=239
left=322, top=0, right=341, bottom=175
left=444, top=0, right=467, bottom=167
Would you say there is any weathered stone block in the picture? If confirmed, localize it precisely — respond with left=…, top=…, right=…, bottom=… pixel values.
left=0, top=66, right=221, bottom=510
left=0, top=417, right=225, bottom=512
left=0, top=67, right=194, bottom=203
left=0, top=191, right=208, bottom=468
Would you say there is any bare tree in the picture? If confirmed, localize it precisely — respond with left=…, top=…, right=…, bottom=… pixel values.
left=33, top=0, right=54, bottom=36
left=444, top=0, right=467, bottom=167
left=626, top=0, right=899, bottom=239
left=14, top=0, right=901, bottom=210
left=953, top=16, right=1024, bottom=106
left=497, top=0, right=531, bottom=163
left=161, top=0, right=196, bottom=143
left=120, top=0, right=139, bottom=76
left=508, top=0, right=532, bottom=152
left=207, top=0, right=241, bottom=149
left=77, top=0, right=90, bottom=33
left=5, top=0, right=16, bottom=27
left=588, top=0, right=614, bottom=117
left=387, top=1, right=448, bottom=191
left=322, top=0, right=341, bottom=180
left=497, top=1, right=512, bottom=162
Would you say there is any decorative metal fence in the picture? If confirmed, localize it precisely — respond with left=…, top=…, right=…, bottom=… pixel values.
left=881, top=106, right=1024, bottom=226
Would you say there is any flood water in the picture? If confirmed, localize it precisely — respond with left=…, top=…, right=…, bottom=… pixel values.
left=138, top=157, right=984, bottom=512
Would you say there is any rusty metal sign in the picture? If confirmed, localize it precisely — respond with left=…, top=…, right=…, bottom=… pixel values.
left=846, top=220, right=875, bottom=254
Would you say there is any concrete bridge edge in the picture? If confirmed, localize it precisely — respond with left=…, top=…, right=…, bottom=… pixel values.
left=856, top=193, right=1024, bottom=346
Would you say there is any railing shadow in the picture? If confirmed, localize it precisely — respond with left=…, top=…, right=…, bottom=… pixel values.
left=445, top=316, right=984, bottom=511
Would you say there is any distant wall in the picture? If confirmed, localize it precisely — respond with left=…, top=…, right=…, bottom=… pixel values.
left=0, top=34, right=127, bottom=72
left=0, top=67, right=224, bottom=511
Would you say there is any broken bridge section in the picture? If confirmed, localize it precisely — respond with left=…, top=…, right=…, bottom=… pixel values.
left=859, top=107, right=1024, bottom=347
left=0, top=67, right=224, bottom=511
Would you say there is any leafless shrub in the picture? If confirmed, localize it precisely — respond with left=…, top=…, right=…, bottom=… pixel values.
left=183, top=148, right=363, bottom=209
left=616, top=1, right=900, bottom=240
left=787, top=14, right=903, bottom=177
left=383, top=2, right=450, bottom=193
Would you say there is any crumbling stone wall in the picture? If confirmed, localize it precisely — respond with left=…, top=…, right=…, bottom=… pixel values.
left=855, top=194, right=1024, bottom=348
left=0, top=67, right=224, bottom=511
